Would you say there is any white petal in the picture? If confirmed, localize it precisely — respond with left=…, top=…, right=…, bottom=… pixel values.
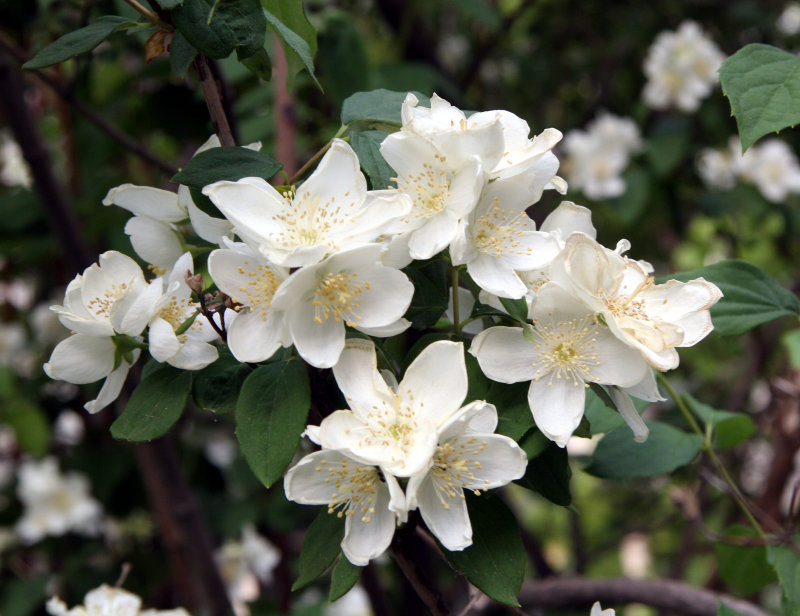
left=84, top=358, right=135, bottom=414
left=401, top=340, right=468, bottom=425
left=167, top=338, right=218, bottom=370
left=148, top=317, right=181, bottom=363
left=226, top=310, right=284, bottom=363
left=103, top=184, right=186, bottom=222
left=438, top=400, right=498, bottom=442
left=296, top=139, right=366, bottom=216
left=528, top=377, right=586, bottom=447
left=202, top=178, right=287, bottom=243
left=124, top=217, right=183, bottom=271
left=44, top=334, right=115, bottom=384
left=452, top=433, right=527, bottom=489
left=287, top=302, right=345, bottom=368
left=540, top=201, right=596, bottom=240
left=332, top=338, right=395, bottom=420
left=341, top=479, right=397, bottom=565
left=411, top=472, right=473, bottom=551
left=467, top=254, right=528, bottom=299
left=470, top=327, right=538, bottom=384
left=355, top=318, right=411, bottom=337
left=408, top=212, right=460, bottom=259
left=609, top=386, right=649, bottom=442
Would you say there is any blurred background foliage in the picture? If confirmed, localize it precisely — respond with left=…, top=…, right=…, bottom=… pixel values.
left=1, top=0, right=800, bottom=615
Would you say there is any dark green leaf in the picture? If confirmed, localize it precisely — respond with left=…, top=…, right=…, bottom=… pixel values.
left=263, top=8, right=321, bottom=89
left=469, top=300, right=515, bottom=322
left=645, top=116, right=691, bottom=177
left=192, top=352, right=252, bottom=415
left=584, top=388, right=626, bottom=434
left=586, top=421, right=703, bottom=478
left=683, top=394, right=756, bottom=449
left=173, top=147, right=283, bottom=189
left=516, top=441, right=571, bottom=506
left=263, top=0, right=317, bottom=88
left=403, top=258, right=449, bottom=329
left=239, top=46, right=272, bottom=81
left=719, top=44, right=800, bottom=151
left=23, top=16, right=140, bottom=69
left=235, top=359, right=310, bottom=488
left=111, top=364, right=192, bottom=442
left=715, top=525, right=776, bottom=596
left=172, top=0, right=266, bottom=59
left=665, top=259, right=799, bottom=335
left=485, top=381, right=533, bottom=441
left=465, top=352, right=490, bottom=402
left=156, top=0, right=183, bottom=7
left=329, top=557, right=362, bottom=602
left=342, top=89, right=430, bottom=126
left=518, top=428, right=549, bottom=459
left=767, top=542, right=800, bottom=615
left=169, top=30, right=197, bottom=77
left=499, top=297, right=529, bottom=324
left=293, top=509, right=345, bottom=591
left=349, top=130, right=395, bottom=190
left=444, top=494, right=525, bottom=606
left=0, top=576, right=48, bottom=616
left=608, top=165, right=650, bottom=224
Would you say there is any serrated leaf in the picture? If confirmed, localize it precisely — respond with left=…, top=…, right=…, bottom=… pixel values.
left=443, top=494, right=525, bottom=606
left=586, top=421, right=703, bottom=478
left=341, top=89, right=430, bottom=126
left=235, top=359, right=310, bottom=488
left=169, top=30, right=197, bottom=77
left=329, top=557, right=361, bottom=602
left=111, top=364, right=192, bottom=441
left=349, top=130, right=395, bottom=190
left=665, top=259, right=799, bottom=335
left=172, top=0, right=266, bottom=60
left=23, top=16, right=140, bottom=69
left=715, top=525, right=776, bottom=596
left=682, top=394, right=756, bottom=449
left=719, top=44, right=800, bottom=151
left=402, top=258, right=449, bottom=329
left=263, top=8, right=321, bottom=90
left=192, top=352, right=252, bottom=415
left=292, top=510, right=345, bottom=591
left=516, top=441, right=571, bottom=506
left=173, top=147, right=283, bottom=189
left=767, top=541, right=800, bottom=615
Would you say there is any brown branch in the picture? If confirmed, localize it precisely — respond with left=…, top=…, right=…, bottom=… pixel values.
left=515, top=577, right=771, bottom=616
left=391, top=525, right=450, bottom=616
left=0, top=33, right=177, bottom=176
left=273, top=39, right=297, bottom=178
left=194, top=54, right=235, bottom=147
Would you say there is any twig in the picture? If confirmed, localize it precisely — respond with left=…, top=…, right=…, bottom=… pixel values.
left=273, top=39, right=297, bottom=178
left=288, top=140, right=331, bottom=185
left=122, top=0, right=173, bottom=30
left=391, top=528, right=450, bottom=616
left=515, top=577, right=771, bottom=616
left=0, top=33, right=177, bottom=176
left=194, top=54, right=235, bottom=147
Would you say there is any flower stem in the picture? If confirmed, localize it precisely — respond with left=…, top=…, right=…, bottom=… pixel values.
left=451, top=267, right=461, bottom=335
left=657, top=372, right=767, bottom=539
left=288, top=125, right=349, bottom=185
left=123, top=0, right=172, bottom=30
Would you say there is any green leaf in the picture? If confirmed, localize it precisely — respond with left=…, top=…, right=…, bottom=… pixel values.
left=239, top=46, right=272, bottom=81
left=516, top=441, right=571, bottom=506
left=402, top=258, right=449, bottom=329
left=517, top=428, right=549, bottom=460
left=719, top=44, right=800, bottom=151
left=443, top=494, right=525, bottom=606
left=2, top=399, right=50, bottom=457
left=645, top=116, right=691, bottom=177
left=349, top=130, right=395, bottom=190
left=111, top=364, right=192, bottom=442
left=169, top=30, right=197, bottom=77
left=666, top=259, right=799, bottom=335
left=717, top=604, right=749, bottom=616
left=586, top=421, right=703, bottom=479
left=767, top=542, right=800, bottom=615
left=715, top=525, right=776, bottom=596
left=173, top=147, right=283, bottom=189
left=499, top=296, right=529, bottom=324
left=329, top=557, right=362, bottom=602
left=0, top=576, right=48, bottom=616
left=263, top=0, right=318, bottom=90
left=682, top=394, right=756, bottom=449
left=263, top=7, right=321, bottom=89
left=156, top=0, right=183, bottom=7
left=23, top=16, right=140, bottom=69
left=172, top=0, right=266, bottom=60
left=341, top=89, right=430, bottom=126
left=292, top=509, right=345, bottom=591
left=486, top=381, right=533, bottom=441
left=584, top=388, right=626, bottom=434
left=192, top=353, right=252, bottom=415
left=608, top=165, right=650, bottom=224
left=235, top=359, right=310, bottom=488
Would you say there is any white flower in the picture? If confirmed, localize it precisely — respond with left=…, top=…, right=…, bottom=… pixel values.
left=207, top=243, right=288, bottom=363
left=270, top=245, right=413, bottom=368
left=326, top=586, right=373, bottom=616
left=319, top=338, right=486, bottom=476
left=146, top=253, right=219, bottom=370
left=16, top=457, right=103, bottom=544
left=642, top=21, right=725, bottom=112
left=216, top=525, right=280, bottom=603
left=778, top=3, right=800, bottom=35
left=470, top=282, right=650, bottom=447
left=590, top=602, right=615, bottom=616
left=739, top=138, right=800, bottom=202
left=696, top=137, right=742, bottom=191
left=551, top=233, right=723, bottom=371
left=284, top=449, right=406, bottom=566
left=0, top=129, right=32, bottom=189
left=406, top=403, right=526, bottom=551
left=46, top=584, right=190, bottom=616
left=203, top=139, right=410, bottom=267
left=450, top=174, right=560, bottom=298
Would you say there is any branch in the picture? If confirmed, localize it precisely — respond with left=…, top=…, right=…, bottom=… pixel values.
left=391, top=525, right=450, bottom=616
left=194, top=54, right=236, bottom=147
left=515, top=577, right=771, bottom=616
left=0, top=33, right=177, bottom=176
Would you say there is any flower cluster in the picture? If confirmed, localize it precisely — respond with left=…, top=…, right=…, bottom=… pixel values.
left=642, top=21, right=725, bottom=112
left=47, top=584, right=190, bottom=616
left=561, top=112, right=642, bottom=199
left=697, top=136, right=800, bottom=202
left=284, top=339, right=527, bottom=565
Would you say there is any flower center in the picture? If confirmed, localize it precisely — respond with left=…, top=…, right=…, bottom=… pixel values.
left=396, top=160, right=452, bottom=220
left=271, top=188, right=357, bottom=251
left=87, top=282, right=129, bottom=318
left=158, top=295, right=198, bottom=340
left=312, top=271, right=370, bottom=326
left=472, top=200, right=530, bottom=258
left=603, top=275, right=655, bottom=321
left=430, top=437, right=488, bottom=509
left=532, top=315, right=600, bottom=387
left=235, top=260, right=280, bottom=320
left=316, top=457, right=380, bottom=524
